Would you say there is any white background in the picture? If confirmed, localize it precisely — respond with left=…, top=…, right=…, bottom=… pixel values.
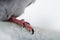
left=17, top=0, right=60, bottom=32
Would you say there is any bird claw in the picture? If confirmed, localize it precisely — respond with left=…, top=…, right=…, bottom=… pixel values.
left=32, top=28, right=34, bottom=34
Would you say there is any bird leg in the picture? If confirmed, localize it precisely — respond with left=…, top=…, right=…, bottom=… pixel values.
left=8, top=16, right=34, bottom=34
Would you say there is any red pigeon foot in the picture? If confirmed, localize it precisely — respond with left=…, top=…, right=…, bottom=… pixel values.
left=8, top=16, right=34, bottom=34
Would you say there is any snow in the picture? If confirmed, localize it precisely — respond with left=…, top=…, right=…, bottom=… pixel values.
left=0, top=21, right=60, bottom=40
